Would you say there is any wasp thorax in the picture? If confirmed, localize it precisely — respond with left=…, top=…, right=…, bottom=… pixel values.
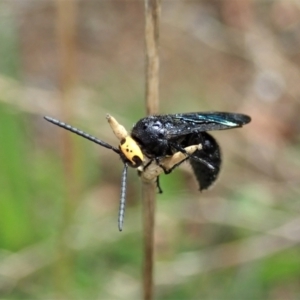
left=119, top=136, right=144, bottom=167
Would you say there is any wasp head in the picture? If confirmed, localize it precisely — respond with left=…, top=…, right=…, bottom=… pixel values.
left=119, top=136, right=144, bottom=167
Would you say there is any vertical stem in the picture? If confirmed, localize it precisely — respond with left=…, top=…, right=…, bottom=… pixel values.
left=145, top=0, right=160, bottom=115
left=55, top=0, right=78, bottom=297
left=143, top=1, right=161, bottom=299
left=141, top=177, right=157, bottom=300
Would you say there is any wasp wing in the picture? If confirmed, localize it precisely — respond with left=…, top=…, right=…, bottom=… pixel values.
left=164, top=112, right=251, bottom=138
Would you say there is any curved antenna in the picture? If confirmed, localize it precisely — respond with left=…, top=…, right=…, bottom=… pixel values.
left=44, top=116, right=120, bottom=154
left=118, top=163, right=128, bottom=231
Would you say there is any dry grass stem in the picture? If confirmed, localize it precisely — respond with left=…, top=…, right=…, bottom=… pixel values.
left=143, top=1, right=161, bottom=298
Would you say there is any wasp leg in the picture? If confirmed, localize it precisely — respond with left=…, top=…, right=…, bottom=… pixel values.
left=154, top=156, right=188, bottom=175
left=156, top=176, right=163, bottom=194
left=143, top=159, right=154, bottom=172
left=153, top=157, right=172, bottom=175
left=141, top=144, right=200, bottom=190
left=170, top=142, right=214, bottom=170
left=165, top=157, right=189, bottom=174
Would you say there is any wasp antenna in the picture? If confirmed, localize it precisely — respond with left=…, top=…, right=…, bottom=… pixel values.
left=44, top=116, right=120, bottom=154
left=118, top=163, right=128, bottom=231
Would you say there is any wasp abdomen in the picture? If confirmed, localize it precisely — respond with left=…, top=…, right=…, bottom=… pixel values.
left=188, top=132, right=221, bottom=191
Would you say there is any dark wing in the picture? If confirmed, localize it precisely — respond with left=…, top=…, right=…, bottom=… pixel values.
left=164, top=112, right=251, bottom=138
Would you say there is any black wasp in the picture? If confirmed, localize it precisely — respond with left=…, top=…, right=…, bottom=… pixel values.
left=44, top=112, right=251, bottom=231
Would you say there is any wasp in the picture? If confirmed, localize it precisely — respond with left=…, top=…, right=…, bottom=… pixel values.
left=44, top=112, right=251, bottom=231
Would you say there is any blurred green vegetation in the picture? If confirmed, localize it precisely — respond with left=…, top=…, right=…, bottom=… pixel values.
left=0, top=1, right=300, bottom=299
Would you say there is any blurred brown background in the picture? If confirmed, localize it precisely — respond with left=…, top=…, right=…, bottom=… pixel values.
left=0, top=0, right=300, bottom=299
